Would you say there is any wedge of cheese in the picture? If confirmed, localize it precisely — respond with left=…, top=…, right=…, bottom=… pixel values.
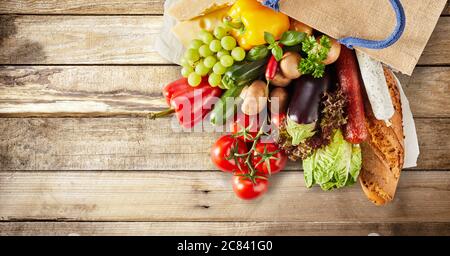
left=171, top=7, right=231, bottom=47
left=169, top=0, right=236, bottom=21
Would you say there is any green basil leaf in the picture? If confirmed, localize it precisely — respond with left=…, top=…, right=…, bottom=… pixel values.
left=264, top=32, right=276, bottom=44
left=246, top=45, right=269, bottom=61
left=272, top=45, right=283, bottom=62
left=280, top=31, right=306, bottom=46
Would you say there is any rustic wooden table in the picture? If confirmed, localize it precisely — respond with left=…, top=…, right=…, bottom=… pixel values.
left=0, top=1, right=449, bottom=236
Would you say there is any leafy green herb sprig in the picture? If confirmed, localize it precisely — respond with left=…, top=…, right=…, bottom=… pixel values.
left=264, top=31, right=306, bottom=61
left=299, top=35, right=332, bottom=78
left=264, top=32, right=283, bottom=61
left=250, top=31, right=333, bottom=78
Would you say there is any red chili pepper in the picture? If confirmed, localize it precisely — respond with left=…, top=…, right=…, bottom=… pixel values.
left=266, top=44, right=283, bottom=82
left=151, top=77, right=222, bottom=128
left=265, top=55, right=278, bottom=82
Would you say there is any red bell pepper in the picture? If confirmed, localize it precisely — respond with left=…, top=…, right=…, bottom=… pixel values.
left=162, top=78, right=189, bottom=105
left=151, top=77, right=222, bottom=128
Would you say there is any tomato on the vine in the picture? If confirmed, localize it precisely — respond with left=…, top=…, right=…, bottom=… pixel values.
left=252, top=142, right=287, bottom=175
left=230, top=114, right=260, bottom=142
left=211, top=135, right=248, bottom=173
left=232, top=174, right=269, bottom=200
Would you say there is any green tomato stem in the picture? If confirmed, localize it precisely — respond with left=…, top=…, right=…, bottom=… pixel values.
left=223, top=16, right=243, bottom=30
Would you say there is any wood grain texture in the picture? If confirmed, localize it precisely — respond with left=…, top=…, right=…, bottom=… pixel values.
left=0, top=66, right=448, bottom=118
left=0, top=16, right=449, bottom=65
left=0, top=66, right=178, bottom=116
left=0, top=0, right=164, bottom=15
left=446, top=0, right=450, bottom=15
left=1, top=221, right=449, bottom=236
left=0, top=171, right=449, bottom=222
left=0, top=0, right=448, bottom=15
left=418, top=17, right=450, bottom=66
left=0, top=118, right=448, bottom=170
left=0, top=16, right=166, bottom=64
left=0, top=0, right=165, bottom=14
left=400, top=67, right=450, bottom=118
left=0, top=0, right=448, bottom=237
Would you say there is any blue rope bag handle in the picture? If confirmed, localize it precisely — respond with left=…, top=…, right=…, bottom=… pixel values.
left=263, top=0, right=406, bottom=50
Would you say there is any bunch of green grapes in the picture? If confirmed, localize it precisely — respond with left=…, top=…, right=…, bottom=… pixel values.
left=180, top=27, right=246, bottom=88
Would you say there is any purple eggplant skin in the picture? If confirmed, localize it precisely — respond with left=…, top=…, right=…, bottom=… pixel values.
left=288, top=72, right=332, bottom=124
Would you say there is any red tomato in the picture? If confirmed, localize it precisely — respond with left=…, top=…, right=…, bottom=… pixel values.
left=230, top=114, right=260, bottom=142
left=271, top=112, right=286, bottom=128
left=252, top=142, right=287, bottom=175
left=232, top=175, right=269, bottom=200
left=211, top=135, right=248, bottom=173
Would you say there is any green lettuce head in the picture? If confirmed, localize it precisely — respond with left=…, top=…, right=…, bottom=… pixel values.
left=303, top=129, right=362, bottom=191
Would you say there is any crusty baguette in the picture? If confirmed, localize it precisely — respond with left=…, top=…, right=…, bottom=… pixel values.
left=168, top=0, right=236, bottom=21
left=359, top=68, right=405, bottom=205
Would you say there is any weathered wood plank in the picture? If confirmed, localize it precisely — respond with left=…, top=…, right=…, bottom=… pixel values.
left=445, top=1, right=450, bottom=15
left=0, top=16, right=449, bottom=65
left=418, top=16, right=450, bottom=66
left=0, top=0, right=165, bottom=14
left=0, top=66, right=177, bottom=116
left=0, top=0, right=448, bottom=15
left=0, top=171, right=448, bottom=222
left=400, top=67, right=450, bottom=118
left=0, top=118, right=448, bottom=170
left=1, top=221, right=449, bottom=236
left=0, top=66, right=448, bottom=118
left=0, top=16, right=167, bottom=64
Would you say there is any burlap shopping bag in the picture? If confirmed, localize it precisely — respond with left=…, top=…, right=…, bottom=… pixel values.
left=169, top=0, right=447, bottom=75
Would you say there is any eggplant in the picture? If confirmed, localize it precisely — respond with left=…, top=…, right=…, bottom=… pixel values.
left=288, top=71, right=332, bottom=124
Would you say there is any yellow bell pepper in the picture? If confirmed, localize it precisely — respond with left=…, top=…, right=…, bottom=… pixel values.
left=226, top=0, right=290, bottom=50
